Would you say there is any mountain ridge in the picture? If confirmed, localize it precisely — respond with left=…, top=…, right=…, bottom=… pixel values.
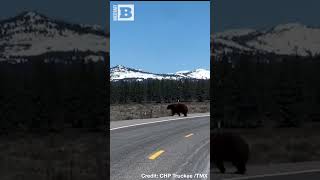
left=213, top=22, right=320, bottom=58
left=0, top=11, right=108, bottom=62
left=110, top=65, right=210, bottom=81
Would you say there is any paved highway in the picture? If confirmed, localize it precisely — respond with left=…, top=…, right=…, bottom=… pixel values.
left=241, top=172, right=320, bottom=180
left=218, top=171, right=320, bottom=180
left=110, top=113, right=320, bottom=180
left=212, top=161, right=320, bottom=180
left=110, top=114, right=210, bottom=180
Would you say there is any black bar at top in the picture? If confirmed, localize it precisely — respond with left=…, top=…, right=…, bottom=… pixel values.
left=111, top=0, right=210, bottom=2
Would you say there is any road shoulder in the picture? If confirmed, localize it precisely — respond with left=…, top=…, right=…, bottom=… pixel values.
left=110, top=113, right=210, bottom=130
left=212, top=161, right=320, bottom=180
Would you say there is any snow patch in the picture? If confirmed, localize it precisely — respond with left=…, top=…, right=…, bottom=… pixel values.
left=111, top=65, right=210, bottom=81
left=213, top=23, right=320, bottom=57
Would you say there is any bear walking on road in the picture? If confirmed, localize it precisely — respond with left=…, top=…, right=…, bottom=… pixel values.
left=167, top=104, right=188, bottom=117
left=211, top=133, right=250, bottom=174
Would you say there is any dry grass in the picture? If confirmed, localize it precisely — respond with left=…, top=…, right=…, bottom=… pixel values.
left=110, top=101, right=210, bottom=121
left=218, top=124, right=320, bottom=164
left=0, top=132, right=107, bottom=180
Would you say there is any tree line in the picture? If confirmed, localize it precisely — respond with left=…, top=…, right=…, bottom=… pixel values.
left=110, top=79, right=210, bottom=104
left=0, top=59, right=107, bottom=133
left=212, top=53, right=320, bottom=128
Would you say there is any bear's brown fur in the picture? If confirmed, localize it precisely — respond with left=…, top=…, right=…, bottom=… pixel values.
left=211, top=133, right=249, bottom=174
left=167, top=104, right=188, bottom=117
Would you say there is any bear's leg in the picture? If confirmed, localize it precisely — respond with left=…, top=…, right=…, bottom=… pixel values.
left=215, top=160, right=226, bottom=174
left=237, top=163, right=246, bottom=174
left=178, top=112, right=181, bottom=116
left=232, top=161, right=246, bottom=174
left=183, top=113, right=187, bottom=117
left=171, top=111, right=175, bottom=116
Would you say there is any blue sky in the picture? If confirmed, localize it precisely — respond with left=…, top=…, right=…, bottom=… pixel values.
left=2, top=0, right=320, bottom=34
left=110, top=1, right=210, bottom=73
left=213, top=0, right=320, bottom=32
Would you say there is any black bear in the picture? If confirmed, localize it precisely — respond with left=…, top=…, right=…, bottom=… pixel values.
left=167, top=103, right=188, bottom=117
left=211, top=133, right=250, bottom=174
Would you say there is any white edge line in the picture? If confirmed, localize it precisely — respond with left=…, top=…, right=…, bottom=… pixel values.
left=223, top=169, right=320, bottom=180
left=110, top=115, right=210, bottom=131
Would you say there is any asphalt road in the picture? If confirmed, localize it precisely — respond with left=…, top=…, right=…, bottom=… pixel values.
left=110, top=114, right=320, bottom=180
left=243, top=172, right=320, bottom=180
left=110, top=115, right=210, bottom=180
left=211, top=160, right=320, bottom=180
left=218, top=171, right=320, bottom=180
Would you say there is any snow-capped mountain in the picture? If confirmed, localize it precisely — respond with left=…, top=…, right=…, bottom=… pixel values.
left=213, top=23, right=320, bottom=58
left=175, top=68, right=210, bottom=80
left=111, top=65, right=210, bottom=81
left=0, top=11, right=108, bottom=62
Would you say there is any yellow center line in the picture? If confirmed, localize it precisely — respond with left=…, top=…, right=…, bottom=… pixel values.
left=184, top=133, right=194, bottom=138
left=148, top=150, right=165, bottom=160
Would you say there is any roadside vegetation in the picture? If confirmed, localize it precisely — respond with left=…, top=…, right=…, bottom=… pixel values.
left=110, top=79, right=210, bottom=121
left=110, top=101, right=209, bottom=121
left=215, top=125, right=320, bottom=164
left=0, top=132, right=107, bottom=180
left=212, top=53, right=320, bottom=164
left=0, top=60, right=107, bottom=180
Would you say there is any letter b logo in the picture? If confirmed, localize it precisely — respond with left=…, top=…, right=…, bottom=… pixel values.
left=118, top=4, right=134, bottom=21
left=120, top=7, right=132, bottom=18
